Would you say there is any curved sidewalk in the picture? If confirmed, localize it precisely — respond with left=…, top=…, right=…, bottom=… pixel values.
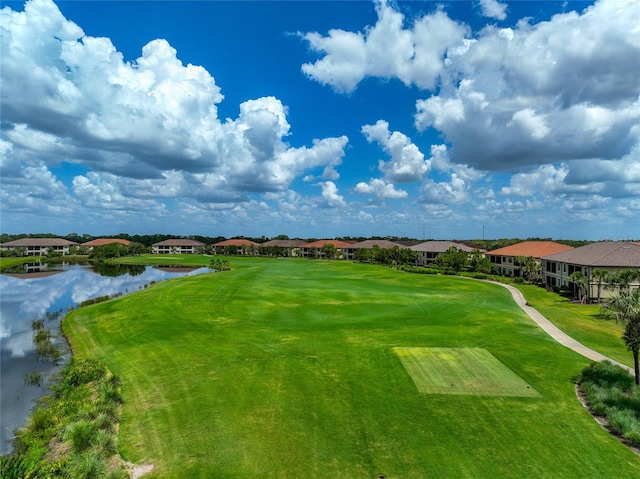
left=488, top=280, right=633, bottom=374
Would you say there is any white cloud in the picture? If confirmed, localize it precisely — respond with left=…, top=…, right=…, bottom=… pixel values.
left=353, top=178, right=408, bottom=201
left=420, top=173, right=469, bottom=205
left=72, top=172, right=169, bottom=215
left=301, top=0, right=467, bottom=93
left=362, top=120, right=430, bottom=182
left=499, top=164, right=583, bottom=197
left=415, top=0, right=640, bottom=171
left=0, top=162, right=78, bottom=215
left=357, top=210, right=374, bottom=222
left=478, top=0, right=507, bottom=21
left=0, top=0, right=349, bottom=206
left=301, top=0, right=639, bottom=183
left=317, top=181, right=347, bottom=208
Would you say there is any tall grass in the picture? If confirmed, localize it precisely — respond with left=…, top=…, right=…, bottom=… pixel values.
left=579, top=361, right=640, bottom=446
left=0, top=359, right=128, bottom=479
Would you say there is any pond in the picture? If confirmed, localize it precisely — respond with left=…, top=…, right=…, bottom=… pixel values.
left=0, top=261, right=212, bottom=455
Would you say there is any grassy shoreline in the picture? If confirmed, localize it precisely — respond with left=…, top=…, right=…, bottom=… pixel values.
left=60, top=257, right=639, bottom=477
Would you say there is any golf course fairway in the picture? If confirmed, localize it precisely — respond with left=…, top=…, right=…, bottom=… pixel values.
left=63, top=258, right=640, bottom=478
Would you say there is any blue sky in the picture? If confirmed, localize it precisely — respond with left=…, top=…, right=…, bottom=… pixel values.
left=1, top=0, right=638, bottom=240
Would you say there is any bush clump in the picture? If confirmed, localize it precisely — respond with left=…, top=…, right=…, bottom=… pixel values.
left=578, top=361, right=640, bottom=447
left=0, top=358, right=128, bottom=479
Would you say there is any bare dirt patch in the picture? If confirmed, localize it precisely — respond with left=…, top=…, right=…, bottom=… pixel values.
left=124, top=461, right=155, bottom=478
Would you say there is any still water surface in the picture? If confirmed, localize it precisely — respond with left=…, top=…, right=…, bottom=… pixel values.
left=0, top=262, right=211, bottom=455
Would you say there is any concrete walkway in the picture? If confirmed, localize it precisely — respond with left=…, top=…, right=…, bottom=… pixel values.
left=486, top=280, right=633, bottom=374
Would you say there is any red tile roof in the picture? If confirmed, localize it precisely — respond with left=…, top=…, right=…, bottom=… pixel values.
left=83, top=238, right=131, bottom=246
left=153, top=239, right=205, bottom=246
left=213, top=239, right=259, bottom=247
left=410, top=241, right=477, bottom=253
left=302, top=239, right=352, bottom=249
left=347, top=240, right=407, bottom=249
left=487, top=241, right=573, bottom=258
left=261, top=239, right=307, bottom=247
left=0, top=238, right=78, bottom=247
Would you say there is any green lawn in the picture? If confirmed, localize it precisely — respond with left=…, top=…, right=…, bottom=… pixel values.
left=394, top=347, right=540, bottom=397
left=0, top=256, right=44, bottom=271
left=63, top=258, right=640, bottom=478
left=516, top=284, right=630, bottom=367
left=115, top=253, right=212, bottom=267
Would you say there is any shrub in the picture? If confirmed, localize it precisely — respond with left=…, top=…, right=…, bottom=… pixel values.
left=580, top=360, right=634, bottom=391
left=579, top=361, right=640, bottom=446
left=64, top=420, right=97, bottom=452
left=608, top=408, right=639, bottom=436
left=59, top=359, right=106, bottom=392
left=94, top=429, right=117, bottom=455
left=69, top=450, right=107, bottom=479
left=28, top=408, right=55, bottom=435
left=5, top=358, right=124, bottom=477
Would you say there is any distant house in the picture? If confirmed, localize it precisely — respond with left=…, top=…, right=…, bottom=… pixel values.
left=82, top=238, right=131, bottom=250
left=0, top=238, right=79, bottom=256
left=486, top=241, right=574, bottom=277
left=152, top=239, right=205, bottom=254
left=300, top=240, right=352, bottom=259
left=344, top=239, right=407, bottom=261
left=542, top=242, right=640, bottom=298
left=260, top=239, right=307, bottom=257
left=212, top=239, right=259, bottom=255
left=410, top=241, right=479, bottom=266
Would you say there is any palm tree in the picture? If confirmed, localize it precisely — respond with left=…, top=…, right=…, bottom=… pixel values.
left=522, top=256, right=541, bottom=283
left=610, top=269, right=640, bottom=292
left=590, top=269, right=609, bottom=303
left=569, top=271, right=588, bottom=303
left=603, top=289, right=640, bottom=384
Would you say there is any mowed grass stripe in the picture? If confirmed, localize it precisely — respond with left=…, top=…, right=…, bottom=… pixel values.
left=394, top=347, right=540, bottom=396
left=63, top=258, right=640, bottom=478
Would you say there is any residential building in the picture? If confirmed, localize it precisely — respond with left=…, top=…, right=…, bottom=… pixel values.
left=343, top=240, right=407, bottom=261
left=260, top=239, right=307, bottom=257
left=82, top=238, right=131, bottom=250
left=152, top=239, right=205, bottom=254
left=212, top=239, right=259, bottom=255
left=410, top=241, right=479, bottom=266
left=486, top=241, right=574, bottom=277
left=542, top=242, right=640, bottom=298
left=0, top=238, right=79, bottom=256
left=300, top=240, right=352, bottom=259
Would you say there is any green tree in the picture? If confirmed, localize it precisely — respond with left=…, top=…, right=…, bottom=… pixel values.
left=322, top=243, right=338, bottom=261
left=128, top=242, right=147, bottom=255
left=353, top=248, right=371, bottom=263
left=435, top=247, right=469, bottom=273
left=522, top=257, right=541, bottom=283
left=569, top=271, right=588, bottom=303
left=469, top=249, right=493, bottom=274
left=90, top=243, right=130, bottom=261
left=602, top=289, right=640, bottom=385
left=608, top=269, right=640, bottom=293
left=371, top=245, right=388, bottom=265
left=591, top=269, right=610, bottom=303
left=224, top=245, right=238, bottom=256
left=210, top=257, right=231, bottom=271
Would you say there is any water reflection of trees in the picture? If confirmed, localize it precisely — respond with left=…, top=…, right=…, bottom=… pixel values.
left=91, top=263, right=146, bottom=277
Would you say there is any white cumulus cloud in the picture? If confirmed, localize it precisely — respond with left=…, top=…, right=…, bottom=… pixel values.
left=0, top=0, right=349, bottom=206
left=362, top=120, right=430, bottom=182
left=354, top=178, right=408, bottom=201
left=478, top=0, right=507, bottom=21
left=301, top=0, right=467, bottom=93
